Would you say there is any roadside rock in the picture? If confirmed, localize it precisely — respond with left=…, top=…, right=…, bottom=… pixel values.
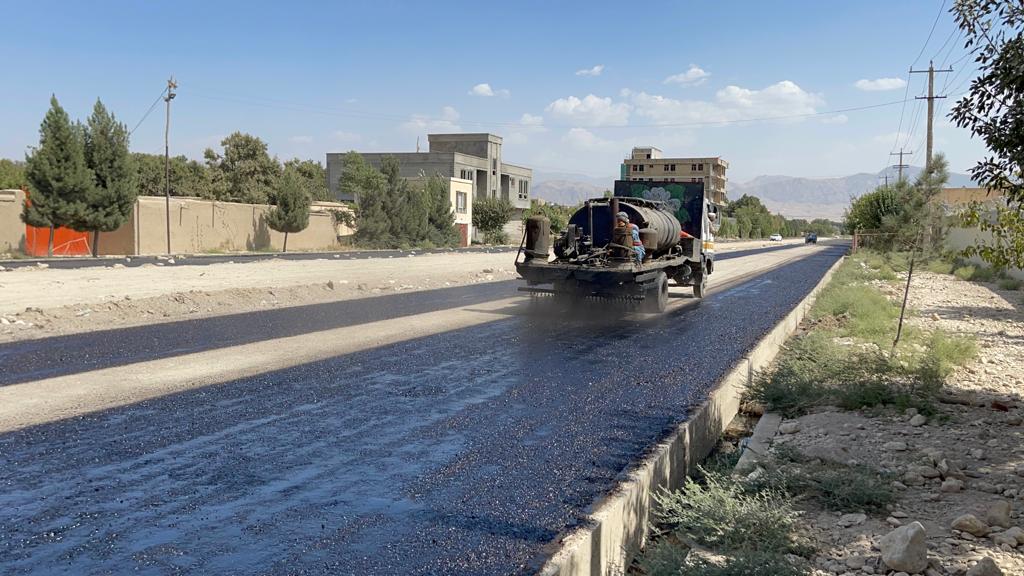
left=909, top=414, right=928, bottom=426
left=952, top=514, right=990, bottom=537
left=837, top=512, right=867, bottom=527
left=879, top=521, right=928, bottom=574
left=884, top=441, right=908, bottom=451
left=985, top=501, right=1012, bottom=529
left=942, top=478, right=965, bottom=492
left=966, top=557, right=1003, bottom=576
left=779, top=421, right=801, bottom=434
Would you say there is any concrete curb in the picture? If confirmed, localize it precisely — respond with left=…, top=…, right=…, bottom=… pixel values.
left=537, top=253, right=846, bottom=576
left=734, top=413, right=783, bottom=475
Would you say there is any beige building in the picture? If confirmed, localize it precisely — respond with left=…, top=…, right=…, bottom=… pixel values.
left=409, top=176, right=474, bottom=246
left=933, top=187, right=1004, bottom=206
left=621, top=147, right=729, bottom=204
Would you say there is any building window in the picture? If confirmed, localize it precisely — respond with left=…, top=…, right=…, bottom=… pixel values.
left=645, top=153, right=651, bottom=159
left=456, top=191, right=467, bottom=214
left=669, top=178, right=675, bottom=182
left=691, top=163, right=697, bottom=171
left=698, top=163, right=704, bottom=171
left=638, top=164, right=644, bottom=172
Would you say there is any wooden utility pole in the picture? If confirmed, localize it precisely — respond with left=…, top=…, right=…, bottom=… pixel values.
left=163, top=76, right=177, bottom=255
left=910, top=61, right=952, bottom=170
left=890, top=149, right=912, bottom=182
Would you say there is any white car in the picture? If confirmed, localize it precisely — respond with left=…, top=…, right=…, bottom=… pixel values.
left=769, top=233, right=783, bottom=241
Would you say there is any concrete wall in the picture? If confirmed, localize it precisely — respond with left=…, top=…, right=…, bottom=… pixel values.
left=0, top=192, right=348, bottom=256
left=0, top=189, right=26, bottom=254
left=946, top=213, right=1024, bottom=281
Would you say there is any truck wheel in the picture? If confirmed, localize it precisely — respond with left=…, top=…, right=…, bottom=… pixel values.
left=693, top=271, right=707, bottom=299
left=643, top=271, right=669, bottom=313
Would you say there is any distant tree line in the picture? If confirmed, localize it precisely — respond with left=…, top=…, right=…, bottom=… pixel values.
left=716, top=194, right=837, bottom=239
left=16, top=97, right=323, bottom=256
left=339, top=152, right=459, bottom=249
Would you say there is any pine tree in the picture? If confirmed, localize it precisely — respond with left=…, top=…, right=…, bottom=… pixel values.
left=23, top=96, right=95, bottom=256
left=342, top=152, right=392, bottom=247
left=424, top=174, right=458, bottom=247
left=266, top=170, right=311, bottom=252
left=77, top=99, right=135, bottom=256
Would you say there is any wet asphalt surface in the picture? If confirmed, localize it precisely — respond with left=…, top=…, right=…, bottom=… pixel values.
left=0, top=243, right=806, bottom=387
left=0, top=244, right=845, bottom=575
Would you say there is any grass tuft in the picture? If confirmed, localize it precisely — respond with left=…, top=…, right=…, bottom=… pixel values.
left=998, top=277, right=1023, bottom=291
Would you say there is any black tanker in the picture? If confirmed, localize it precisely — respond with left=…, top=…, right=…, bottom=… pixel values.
left=515, top=180, right=718, bottom=313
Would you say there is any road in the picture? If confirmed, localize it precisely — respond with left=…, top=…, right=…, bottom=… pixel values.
left=0, top=242, right=845, bottom=575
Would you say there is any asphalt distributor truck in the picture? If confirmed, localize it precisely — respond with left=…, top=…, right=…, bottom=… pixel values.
left=515, top=180, right=718, bottom=313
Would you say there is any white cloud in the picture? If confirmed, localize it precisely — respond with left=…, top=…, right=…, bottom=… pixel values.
left=664, top=64, right=710, bottom=86
left=469, top=83, right=510, bottom=97
left=519, top=113, right=547, bottom=132
left=288, top=135, right=313, bottom=144
left=854, top=77, right=907, bottom=91
left=545, top=94, right=631, bottom=126
left=402, top=106, right=461, bottom=133
left=562, top=127, right=615, bottom=151
left=631, top=80, right=824, bottom=125
left=575, top=64, right=605, bottom=77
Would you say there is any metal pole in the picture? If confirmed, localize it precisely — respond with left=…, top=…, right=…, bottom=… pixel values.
left=163, top=76, right=177, bottom=255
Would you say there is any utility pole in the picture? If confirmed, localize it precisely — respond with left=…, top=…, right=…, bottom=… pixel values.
left=163, top=76, right=177, bottom=255
left=910, top=61, right=952, bottom=170
left=890, top=149, right=912, bottom=182
left=878, top=174, right=890, bottom=187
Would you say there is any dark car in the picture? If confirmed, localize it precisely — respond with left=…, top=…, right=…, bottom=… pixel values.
left=805, top=233, right=818, bottom=244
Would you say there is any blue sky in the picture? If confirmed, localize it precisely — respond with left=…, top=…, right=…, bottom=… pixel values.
left=2, top=0, right=986, bottom=182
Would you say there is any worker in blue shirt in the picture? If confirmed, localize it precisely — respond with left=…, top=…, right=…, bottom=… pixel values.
left=616, top=211, right=644, bottom=264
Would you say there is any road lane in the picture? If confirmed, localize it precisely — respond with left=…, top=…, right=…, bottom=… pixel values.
left=0, top=245, right=845, bottom=575
left=0, top=242, right=813, bottom=387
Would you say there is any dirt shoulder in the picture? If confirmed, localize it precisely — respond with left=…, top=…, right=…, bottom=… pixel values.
left=765, top=270, right=1024, bottom=575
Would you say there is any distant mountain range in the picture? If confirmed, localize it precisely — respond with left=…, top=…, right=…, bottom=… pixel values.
left=532, top=167, right=976, bottom=220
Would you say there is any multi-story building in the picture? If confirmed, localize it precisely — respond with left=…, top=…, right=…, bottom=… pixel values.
left=326, top=133, right=532, bottom=210
left=620, top=146, right=729, bottom=204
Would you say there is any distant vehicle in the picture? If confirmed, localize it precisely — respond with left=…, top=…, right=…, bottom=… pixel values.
left=805, top=232, right=818, bottom=244
left=769, top=233, right=783, bottom=241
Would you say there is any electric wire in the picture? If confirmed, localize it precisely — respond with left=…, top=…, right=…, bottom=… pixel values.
left=130, top=88, right=168, bottom=136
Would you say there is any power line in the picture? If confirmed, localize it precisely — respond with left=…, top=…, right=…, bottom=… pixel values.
left=912, top=0, right=948, bottom=67
left=890, top=71, right=914, bottom=153
left=130, top=88, right=168, bottom=135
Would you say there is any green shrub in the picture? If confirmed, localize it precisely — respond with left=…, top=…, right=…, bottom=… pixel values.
left=654, top=474, right=804, bottom=554
left=483, top=229, right=509, bottom=245
left=755, top=452, right=895, bottom=513
left=953, top=265, right=975, bottom=280
left=812, top=283, right=899, bottom=345
left=915, top=331, right=977, bottom=385
left=924, top=259, right=954, bottom=274
left=998, top=277, right=1023, bottom=290
left=639, top=546, right=808, bottom=576
left=972, top=266, right=996, bottom=282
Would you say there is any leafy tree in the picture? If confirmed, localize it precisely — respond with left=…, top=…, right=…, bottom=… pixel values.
left=22, top=96, right=95, bottom=256
left=950, top=0, right=1024, bottom=268
left=203, top=132, right=282, bottom=204
left=266, top=170, right=311, bottom=252
left=133, top=153, right=210, bottom=197
left=283, top=158, right=331, bottom=202
left=423, top=173, right=459, bottom=247
left=76, top=99, right=135, bottom=256
left=522, top=200, right=575, bottom=235
left=473, top=197, right=514, bottom=244
left=716, top=217, right=738, bottom=238
left=724, top=194, right=767, bottom=217
left=0, top=159, right=26, bottom=189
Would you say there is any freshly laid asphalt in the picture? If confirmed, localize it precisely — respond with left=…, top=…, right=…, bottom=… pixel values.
left=0, top=243, right=845, bottom=575
left=0, top=243, right=806, bottom=387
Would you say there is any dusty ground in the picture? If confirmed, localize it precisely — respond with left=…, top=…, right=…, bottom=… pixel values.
left=0, top=239, right=800, bottom=343
left=768, top=271, right=1024, bottom=576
